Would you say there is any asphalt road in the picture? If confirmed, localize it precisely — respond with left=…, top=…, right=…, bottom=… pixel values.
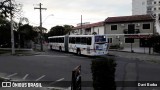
left=0, top=50, right=160, bottom=90
left=0, top=51, right=92, bottom=81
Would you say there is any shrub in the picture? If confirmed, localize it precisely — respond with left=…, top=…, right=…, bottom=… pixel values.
left=91, top=57, right=117, bottom=90
left=150, top=35, right=160, bottom=53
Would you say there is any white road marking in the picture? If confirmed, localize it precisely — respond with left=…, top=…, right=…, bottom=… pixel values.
left=35, top=75, right=46, bottom=81
left=49, top=78, right=65, bottom=85
left=56, top=78, right=64, bottom=82
left=7, top=73, right=17, bottom=78
left=22, top=74, right=29, bottom=80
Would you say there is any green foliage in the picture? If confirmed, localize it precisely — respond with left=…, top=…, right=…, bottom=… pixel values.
left=48, top=25, right=73, bottom=36
left=91, top=57, right=117, bottom=90
left=0, top=17, right=11, bottom=47
left=18, top=24, right=38, bottom=41
left=48, top=25, right=64, bottom=36
left=18, top=24, right=38, bottom=47
left=150, top=35, right=160, bottom=53
left=0, top=0, right=22, bottom=18
left=0, top=19, right=39, bottom=48
left=63, top=25, right=73, bottom=34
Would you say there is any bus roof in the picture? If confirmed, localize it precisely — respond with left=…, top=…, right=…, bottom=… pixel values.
left=48, top=36, right=65, bottom=39
left=48, top=35, right=106, bottom=38
left=68, top=35, right=106, bottom=37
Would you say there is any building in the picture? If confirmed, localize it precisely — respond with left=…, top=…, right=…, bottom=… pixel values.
left=132, top=0, right=147, bottom=15
left=69, top=21, right=104, bottom=35
left=132, top=0, right=160, bottom=17
left=104, top=14, right=155, bottom=53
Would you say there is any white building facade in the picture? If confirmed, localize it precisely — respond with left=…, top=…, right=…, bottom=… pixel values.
left=69, top=21, right=104, bottom=35
left=132, top=0, right=160, bottom=17
left=132, top=0, right=147, bottom=15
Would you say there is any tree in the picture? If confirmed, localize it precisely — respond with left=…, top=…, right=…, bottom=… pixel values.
left=33, top=26, right=47, bottom=33
left=0, top=17, right=19, bottom=48
left=18, top=24, right=38, bottom=48
left=0, top=17, right=11, bottom=47
left=48, top=25, right=73, bottom=37
left=63, top=25, right=73, bottom=35
left=150, top=35, right=160, bottom=53
left=48, top=25, right=65, bottom=36
left=0, top=0, right=22, bottom=18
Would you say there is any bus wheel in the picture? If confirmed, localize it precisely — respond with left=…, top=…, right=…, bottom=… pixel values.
left=59, top=46, right=62, bottom=52
left=77, top=49, right=81, bottom=55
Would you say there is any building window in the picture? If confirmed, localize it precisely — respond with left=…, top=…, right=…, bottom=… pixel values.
left=147, top=7, right=152, bottom=11
left=154, top=7, right=156, bottom=11
left=143, top=23, right=150, bottom=29
left=108, top=38, right=112, bottom=43
left=111, top=25, right=117, bottom=30
left=125, top=38, right=134, bottom=43
left=154, top=1, right=156, bottom=4
left=140, top=39, right=151, bottom=47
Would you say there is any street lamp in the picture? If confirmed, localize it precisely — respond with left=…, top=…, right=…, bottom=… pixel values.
left=37, top=14, right=54, bottom=51
left=42, top=14, right=54, bottom=24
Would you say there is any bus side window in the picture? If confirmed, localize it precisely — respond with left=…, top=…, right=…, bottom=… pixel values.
left=69, top=37, right=71, bottom=43
left=56, top=38, right=58, bottom=43
left=76, top=37, right=80, bottom=44
left=72, top=37, right=76, bottom=44
left=51, top=38, right=54, bottom=42
left=59, top=37, right=62, bottom=43
left=62, top=38, right=64, bottom=43
left=87, top=37, right=91, bottom=45
left=53, top=38, right=55, bottom=43
left=81, top=37, right=86, bottom=45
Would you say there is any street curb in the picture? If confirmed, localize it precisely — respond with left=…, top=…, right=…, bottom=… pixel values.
left=109, top=50, right=160, bottom=56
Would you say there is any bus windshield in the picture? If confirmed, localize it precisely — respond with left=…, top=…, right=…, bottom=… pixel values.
left=95, top=36, right=106, bottom=42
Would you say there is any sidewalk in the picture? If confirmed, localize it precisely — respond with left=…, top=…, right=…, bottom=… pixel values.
left=109, top=50, right=160, bottom=62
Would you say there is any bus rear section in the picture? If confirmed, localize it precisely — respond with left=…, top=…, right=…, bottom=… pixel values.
left=48, top=36, right=65, bottom=51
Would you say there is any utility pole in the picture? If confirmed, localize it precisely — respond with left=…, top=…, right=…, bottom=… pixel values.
left=10, top=0, right=15, bottom=54
left=34, top=3, right=47, bottom=51
left=81, top=15, right=82, bottom=34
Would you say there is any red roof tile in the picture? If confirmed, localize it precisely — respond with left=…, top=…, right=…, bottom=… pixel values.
left=73, top=21, right=104, bottom=30
left=105, top=15, right=154, bottom=23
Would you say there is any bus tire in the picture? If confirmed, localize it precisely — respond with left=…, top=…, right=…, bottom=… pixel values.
left=59, top=46, right=62, bottom=52
left=77, top=49, right=81, bottom=55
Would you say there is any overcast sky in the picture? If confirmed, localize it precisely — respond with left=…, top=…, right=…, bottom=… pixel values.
left=15, top=0, right=132, bottom=30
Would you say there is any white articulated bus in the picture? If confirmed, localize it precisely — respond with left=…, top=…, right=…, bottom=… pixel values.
left=48, top=35, right=108, bottom=56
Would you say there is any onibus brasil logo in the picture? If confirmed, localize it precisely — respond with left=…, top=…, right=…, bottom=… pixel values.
left=2, top=82, right=42, bottom=88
